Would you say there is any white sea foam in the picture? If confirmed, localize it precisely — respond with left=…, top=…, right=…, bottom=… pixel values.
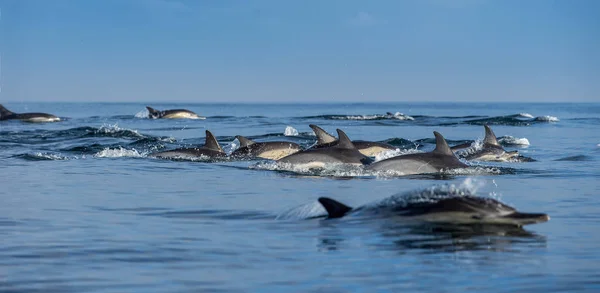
left=374, top=148, right=422, bottom=162
left=498, top=136, right=530, bottom=146
left=135, top=109, right=149, bottom=118
left=284, top=126, right=299, bottom=136
left=518, top=113, right=535, bottom=118
left=94, top=147, right=145, bottom=158
left=30, top=152, right=70, bottom=160
left=275, top=202, right=327, bottom=220
left=388, top=112, right=415, bottom=120
left=535, top=115, right=559, bottom=122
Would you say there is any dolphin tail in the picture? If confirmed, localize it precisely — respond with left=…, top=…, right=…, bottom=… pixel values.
left=235, top=135, right=256, bottom=148
left=318, top=197, right=353, bottom=219
left=483, top=124, right=500, bottom=146
left=334, top=129, right=357, bottom=150
left=309, top=124, right=337, bottom=144
left=0, top=104, right=15, bottom=119
left=432, top=131, right=453, bottom=155
left=146, top=106, right=160, bottom=118
left=204, top=130, right=224, bottom=152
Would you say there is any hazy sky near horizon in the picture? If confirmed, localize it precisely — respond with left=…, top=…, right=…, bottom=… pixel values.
left=2, top=0, right=599, bottom=103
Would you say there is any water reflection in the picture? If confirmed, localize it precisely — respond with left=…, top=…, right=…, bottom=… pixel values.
left=317, top=220, right=546, bottom=254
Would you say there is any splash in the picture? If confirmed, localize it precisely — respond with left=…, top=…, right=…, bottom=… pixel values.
left=534, top=115, right=559, bottom=122
left=251, top=161, right=367, bottom=177
left=21, top=152, right=71, bottom=161
left=498, top=136, right=530, bottom=146
left=518, top=113, right=534, bottom=118
left=226, top=138, right=240, bottom=153
left=387, top=112, right=415, bottom=121
left=135, top=109, right=149, bottom=118
left=94, top=123, right=145, bottom=139
left=275, top=201, right=327, bottom=220
left=374, top=148, right=422, bottom=162
left=284, top=126, right=299, bottom=136
left=94, top=147, right=145, bottom=158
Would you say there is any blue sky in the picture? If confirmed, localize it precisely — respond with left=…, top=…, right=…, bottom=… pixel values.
left=2, top=0, right=599, bottom=102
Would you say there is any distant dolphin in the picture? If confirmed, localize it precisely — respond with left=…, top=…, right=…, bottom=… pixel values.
left=148, top=130, right=226, bottom=160
left=278, top=129, right=373, bottom=168
left=230, top=136, right=302, bottom=160
left=316, top=195, right=549, bottom=227
left=309, top=124, right=397, bottom=157
left=146, top=106, right=205, bottom=119
left=366, top=131, right=468, bottom=175
left=0, top=104, right=61, bottom=123
left=453, top=125, right=521, bottom=162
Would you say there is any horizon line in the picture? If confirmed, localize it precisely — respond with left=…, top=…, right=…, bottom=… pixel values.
left=1, top=100, right=597, bottom=104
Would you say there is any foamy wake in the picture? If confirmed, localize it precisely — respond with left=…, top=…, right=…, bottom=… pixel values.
left=250, top=161, right=366, bottom=177
left=387, top=112, right=415, bottom=120
left=534, top=115, right=559, bottom=122
left=284, top=126, right=299, bottom=136
left=374, top=148, right=422, bottom=162
left=96, top=123, right=144, bottom=137
left=29, top=152, right=71, bottom=160
left=135, top=109, right=149, bottom=118
left=518, top=113, right=535, bottom=118
left=333, top=113, right=414, bottom=121
left=226, top=139, right=240, bottom=153
left=94, top=147, right=146, bottom=158
left=251, top=160, right=504, bottom=178
left=498, top=136, right=530, bottom=146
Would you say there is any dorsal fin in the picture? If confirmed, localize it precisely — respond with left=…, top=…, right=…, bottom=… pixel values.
left=235, top=135, right=255, bottom=148
left=204, top=130, right=224, bottom=152
left=0, top=104, right=15, bottom=118
left=318, top=197, right=353, bottom=219
left=146, top=106, right=161, bottom=118
left=309, top=124, right=337, bottom=144
left=483, top=125, right=500, bottom=146
left=334, top=129, right=356, bottom=149
left=432, top=131, right=453, bottom=155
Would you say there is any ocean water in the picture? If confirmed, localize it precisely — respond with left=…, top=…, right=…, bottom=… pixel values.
left=1, top=102, right=599, bottom=292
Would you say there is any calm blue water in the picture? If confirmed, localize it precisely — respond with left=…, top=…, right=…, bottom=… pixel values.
left=1, top=102, right=599, bottom=292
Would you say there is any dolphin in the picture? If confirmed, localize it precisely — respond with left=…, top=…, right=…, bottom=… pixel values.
left=0, top=104, right=61, bottom=123
left=316, top=195, right=549, bottom=227
left=230, top=136, right=303, bottom=160
left=366, top=131, right=468, bottom=175
left=454, top=125, right=520, bottom=162
left=309, top=124, right=397, bottom=157
left=277, top=129, right=374, bottom=168
left=148, top=130, right=226, bottom=160
left=146, top=106, right=205, bottom=119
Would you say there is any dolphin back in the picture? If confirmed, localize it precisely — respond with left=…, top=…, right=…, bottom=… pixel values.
left=318, top=197, right=353, bottom=218
left=483, top=125, right=501, bottom=146
left=204, top=130, right=224, bottom=153
left=0, top=104, right=15, bottom=119
left=309, top=124, right=337, bottom=145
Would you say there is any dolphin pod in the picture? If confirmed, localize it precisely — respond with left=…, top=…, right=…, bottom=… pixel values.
left=5, top=105, right=549, bottom=228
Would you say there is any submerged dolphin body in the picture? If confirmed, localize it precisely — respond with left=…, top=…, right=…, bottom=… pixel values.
left=316, top=194, right=549, bottom=227
left=277, top=129, right=373, bottom=168
left=146, top=106, right=205, bottom=119
left=148, top=130, right=226, bottom=160
left=230, top=136, right=303, bottom=160
left=309, top=124, right=397, bottom=157
left=453, top=125, right=521, bottom=162
left=0, top=104, right=61, bottom=123
left=366, top=131, right=468, bottom=175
